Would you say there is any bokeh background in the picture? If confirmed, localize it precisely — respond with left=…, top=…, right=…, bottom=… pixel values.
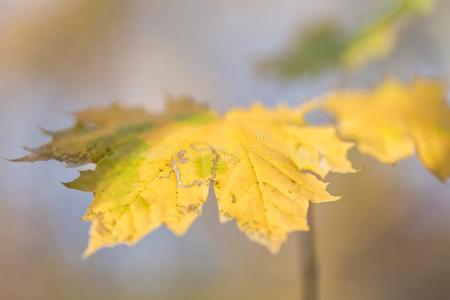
left=1, top=0, right=449, bottom=299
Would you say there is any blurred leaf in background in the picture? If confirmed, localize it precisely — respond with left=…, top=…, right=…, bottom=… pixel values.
left=260, top=0, right=435, bottom=79
left=320, top=78, right=450, bottom=181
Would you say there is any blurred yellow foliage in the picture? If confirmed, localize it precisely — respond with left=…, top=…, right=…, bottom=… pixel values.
left=322, top=78, right=450, bottom=181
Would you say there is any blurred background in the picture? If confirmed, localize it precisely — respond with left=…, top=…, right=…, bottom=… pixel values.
left=1, top=0, right=449, bottom=299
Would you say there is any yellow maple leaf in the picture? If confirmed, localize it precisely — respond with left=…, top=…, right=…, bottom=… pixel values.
left=18, top=97, right=218, bottom=256
left=321, top=78, right=450, bottom=181
left=17, top=98, right=354, bottom=255
left=209, top=104, right=354, bottom=252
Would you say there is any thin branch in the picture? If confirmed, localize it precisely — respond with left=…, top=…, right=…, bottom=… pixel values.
left=299, top=205, right=319, bottom=300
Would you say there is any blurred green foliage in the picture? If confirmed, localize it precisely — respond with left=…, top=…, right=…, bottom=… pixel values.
left=260, top=0, right=435, bottom=79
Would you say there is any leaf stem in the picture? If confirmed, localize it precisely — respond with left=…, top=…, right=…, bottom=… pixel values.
left=300, top=206, right=319, bottom=300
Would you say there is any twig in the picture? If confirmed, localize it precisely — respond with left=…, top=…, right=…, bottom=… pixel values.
left=299, top=205, right=319, bottom=300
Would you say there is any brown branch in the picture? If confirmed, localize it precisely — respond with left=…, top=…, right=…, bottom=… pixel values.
left=299, top=205, right=319, bottom=300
